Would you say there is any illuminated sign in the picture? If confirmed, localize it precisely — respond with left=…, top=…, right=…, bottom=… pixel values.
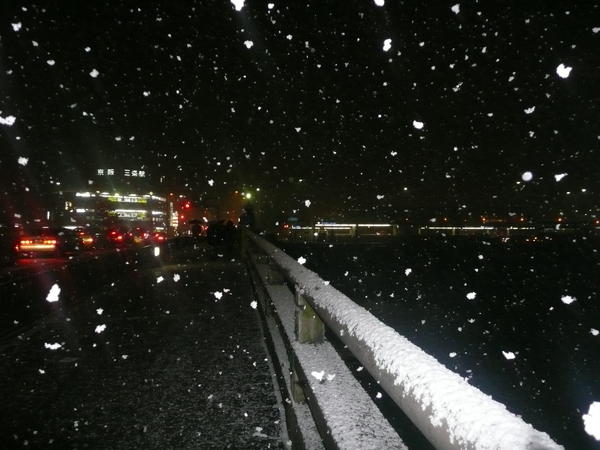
left=115, top=210, right=147, bottom=218
left=97, top=168, right=146, bottom=177
left=107, top=196, right=148, bottom=204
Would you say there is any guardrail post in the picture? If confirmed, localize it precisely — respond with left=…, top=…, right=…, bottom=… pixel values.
left=294, top=288, right=324, bottom=344
left=291, top=359, right=306, bottom=403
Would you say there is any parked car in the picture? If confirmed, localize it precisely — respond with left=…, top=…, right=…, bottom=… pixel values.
left=16, top=228, right=85, bottom=257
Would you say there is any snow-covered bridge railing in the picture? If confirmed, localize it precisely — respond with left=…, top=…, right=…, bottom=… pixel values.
left=245, top=232, right=564, bottom=450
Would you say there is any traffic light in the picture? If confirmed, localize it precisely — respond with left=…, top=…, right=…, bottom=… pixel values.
left=182, top=201, right=191, bottom=210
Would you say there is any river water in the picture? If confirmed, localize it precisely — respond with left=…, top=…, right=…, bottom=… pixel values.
left=278, top=234, right=600, bottom=450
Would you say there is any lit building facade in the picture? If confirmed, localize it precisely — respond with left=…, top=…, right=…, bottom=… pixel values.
left=64, top=192, right=168, bottom=231
left=56, top=166, right=170, bottom=232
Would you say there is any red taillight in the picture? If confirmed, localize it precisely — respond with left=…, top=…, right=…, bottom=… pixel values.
left=20, top=239, right=33, bottom=245
left=116, top=235, right=123, bottom=241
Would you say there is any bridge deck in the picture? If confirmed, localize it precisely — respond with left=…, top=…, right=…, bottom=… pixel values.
left=0, top=242, right=287, bottom=449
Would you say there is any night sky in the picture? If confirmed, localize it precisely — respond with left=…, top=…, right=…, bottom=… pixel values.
left=1, top=0, right=599, bottom=223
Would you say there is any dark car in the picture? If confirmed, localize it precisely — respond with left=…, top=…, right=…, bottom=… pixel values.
left=151, top=231, right=168, bottom=244
left=106, top=228, right=130, bottom=247
left=16, top=228, right=84, bottom=257
left=130, top=227, right=151, bottom=245
left=0, top=225, right=19, bottom=266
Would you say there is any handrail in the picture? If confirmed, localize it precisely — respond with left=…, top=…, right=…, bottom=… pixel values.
left=249, top=232, right=564, bottom=450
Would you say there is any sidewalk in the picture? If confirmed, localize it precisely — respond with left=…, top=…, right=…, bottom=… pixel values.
left=0, top=241, right=288, bottom=449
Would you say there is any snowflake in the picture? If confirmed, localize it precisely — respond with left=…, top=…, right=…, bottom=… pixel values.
left=46, top=284, right=61, bottom=302
left=44, top=343, right=62, bottom=350
left=583, top=402, right=600, bottom=439
left=311, top=370, right=324, bottom=381
left=1, top=115, right=17, bottom=126
left=522, top=171, right=533, bottom=182
left=554, top=173, right=567, bottom=182
left=231, top=0, right=245, bottom=11
left=502, top=351, right=516, bottom=360
left=556, top=64, right=572, bottom=78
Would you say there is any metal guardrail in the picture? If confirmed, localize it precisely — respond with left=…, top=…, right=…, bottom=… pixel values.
left=246, top=232, right=565, bottom=450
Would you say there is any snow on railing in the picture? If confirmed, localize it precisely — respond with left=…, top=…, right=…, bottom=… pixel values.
left=249, top=232, right=564, bottom=450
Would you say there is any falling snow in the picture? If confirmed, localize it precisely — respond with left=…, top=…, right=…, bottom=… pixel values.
left=502, top=351, right=516, bottom=360
left=44, top=343, right=62, bottom=350
left=556, top=64, right=572, bottom=78
left=554, top=173, right=567, bottom=182
left=583, top=402, right=600, bottom=440
left=522, top=172, right=533, bottom=182
left=231, top=0, right=245, bottom=11
left=0, top=115, right=17, bottom=126
left=46, top=284, right=61, bottom=302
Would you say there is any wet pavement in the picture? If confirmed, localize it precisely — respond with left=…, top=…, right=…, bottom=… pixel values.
left=0, top=241, right=288, bottom=449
